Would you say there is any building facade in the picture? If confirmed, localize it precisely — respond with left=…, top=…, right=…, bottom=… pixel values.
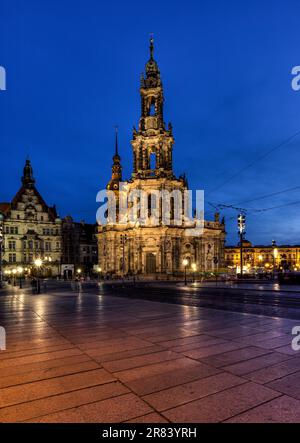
left=225, top=240, right=300, bottom=273
left=61, top=216, right=98, bottom=278
left=97, top=39, right=226, bottom=277
left=0, top=160, right=62, bottom=276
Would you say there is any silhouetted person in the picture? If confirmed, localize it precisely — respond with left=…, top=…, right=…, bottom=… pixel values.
left=31, top=278, right=37, bottom=294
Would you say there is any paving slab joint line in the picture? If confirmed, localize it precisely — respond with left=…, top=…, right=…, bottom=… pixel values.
left=219, top=392, right=285, bottom=423
left=15, top=389, right=139, bottom=423
left=9, top=293, right=166, bottom=421
left=0, top=378, right=125, bottom=413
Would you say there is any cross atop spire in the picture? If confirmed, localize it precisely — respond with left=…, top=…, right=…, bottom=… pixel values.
left=144, top=35, right=160, bottom=83
left=115, top=125, right=119, bottom=157
left=149, top=34, right=154, bottom=60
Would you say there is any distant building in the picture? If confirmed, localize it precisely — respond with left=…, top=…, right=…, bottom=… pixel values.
left=0, top=159, right=62, bottom=276
left=61, top=216, right=98, bottom=278
left=225, top=239, right=300, bottom=273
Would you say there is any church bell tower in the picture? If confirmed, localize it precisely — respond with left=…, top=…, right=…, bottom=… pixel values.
left=131, top=37, right=174, bottom=179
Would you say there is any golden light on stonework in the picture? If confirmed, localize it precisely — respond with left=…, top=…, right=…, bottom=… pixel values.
left=182, top=259, right=188, bottom=267
left=191, top=263, right=197, bottom=271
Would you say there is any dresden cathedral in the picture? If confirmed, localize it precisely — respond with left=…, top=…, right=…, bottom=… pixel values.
left=97, top=39, right=226, bottom=277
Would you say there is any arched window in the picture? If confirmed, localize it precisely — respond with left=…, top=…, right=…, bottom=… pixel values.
left=149, top=103, right=155, bottom=116
left=150, top=152, right=156, bottom=170
left=148, top=194, right=152, bottom=217
left=148, top=97, right=156, bottom=116
left=170, top=196, right=175, bottom=221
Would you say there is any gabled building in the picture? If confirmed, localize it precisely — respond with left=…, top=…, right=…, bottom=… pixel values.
left=0, top=159, right=62, bottom=276
left=61, top=216, right=98, bottom=278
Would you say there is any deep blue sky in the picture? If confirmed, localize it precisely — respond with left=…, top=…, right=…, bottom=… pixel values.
left=1, top=0, right=300, bottom=245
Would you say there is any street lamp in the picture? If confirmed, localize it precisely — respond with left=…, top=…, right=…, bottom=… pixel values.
left=257, top=254, right=263, bottom=276
left=182, top=258, right=188, bottom=286
left=97, top=266, right=102, bottom=282
left=191, top=263, right=197, bottom=283
left=34, top=258, right=43, bottom=294
left=238, top=213, right=246, bottom=278
left=12, top=268, right=17, bottom=286
left=272, top=240, right=278, bottom=279
left=17, top=266, right=23, bottom=289
left=5, top=270, right=11, bottom=283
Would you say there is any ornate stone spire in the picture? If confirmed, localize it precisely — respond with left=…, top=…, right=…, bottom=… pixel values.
left=107, top=126, right=122, bottom=191
left=144, top=36, right=161, bottom=85
left=150, top=35, right=154, bottom=60
left=113, top=125, right=120, bottom=160
left=21, top=158, right=35, bottom=188
left=131, top=38, right=175, bottom=179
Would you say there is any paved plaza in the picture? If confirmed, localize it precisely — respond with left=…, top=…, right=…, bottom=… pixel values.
left=1, top=285, right=300, bottom=422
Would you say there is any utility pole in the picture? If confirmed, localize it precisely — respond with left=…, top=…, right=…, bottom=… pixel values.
left=238, top=213, right=246, bottom=278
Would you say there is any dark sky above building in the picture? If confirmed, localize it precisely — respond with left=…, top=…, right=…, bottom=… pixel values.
left=1, top=0, right=300, bottom=245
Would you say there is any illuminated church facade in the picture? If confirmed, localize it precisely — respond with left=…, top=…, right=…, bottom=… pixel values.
left=97, top=40, right=226, bottom=277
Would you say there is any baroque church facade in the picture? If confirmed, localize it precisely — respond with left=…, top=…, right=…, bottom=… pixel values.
left=97, top=39, right=226, bottom=277
left=0, top=160, right=62, bottom=276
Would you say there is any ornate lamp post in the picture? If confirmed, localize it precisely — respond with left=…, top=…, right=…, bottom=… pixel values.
left=76, top=268, right=82, bottom=279
left=34, top=258, right=43, bottom=294
left=12, top=268, right=17, bottom=286
left=6, top=270, right=11, bottom=283
left=17, top=266, right=23, bottom=289
left=237, top=213, right=246, bottom=277
left=272, top=240, right=278, bottom=280
left=182, top=258, right=188, bottom=286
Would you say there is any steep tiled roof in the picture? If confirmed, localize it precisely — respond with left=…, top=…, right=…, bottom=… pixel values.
left=0, top=202, right=11, bottom=216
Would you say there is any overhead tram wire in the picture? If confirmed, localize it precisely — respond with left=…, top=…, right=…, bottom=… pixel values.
left=207, top=184, right=300, bottom=211
left=206, top=128, right=300, bottom=197
left=235, top=185, right=300, bottom=205
left=208, top=197, right=300, bottom=220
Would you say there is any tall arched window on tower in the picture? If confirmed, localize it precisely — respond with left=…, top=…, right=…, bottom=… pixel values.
left=150, top=152, right=156, bottom=171
left=148, top=194, right=152, bottom=218
left=170, top=196, right=175, bottom=222
left=148, top=97, right=156, bottom=116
